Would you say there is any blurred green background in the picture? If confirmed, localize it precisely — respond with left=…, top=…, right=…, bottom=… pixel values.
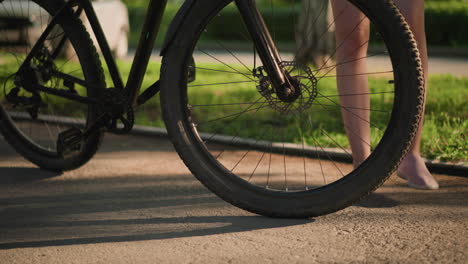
left=122, top=0, right=468, bottom=49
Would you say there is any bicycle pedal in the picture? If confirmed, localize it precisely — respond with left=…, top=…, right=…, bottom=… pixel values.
left=57, top=127, right=83, bottom=158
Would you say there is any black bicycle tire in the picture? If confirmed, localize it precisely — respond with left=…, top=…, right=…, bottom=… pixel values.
left=160, top=0, right=424, bottom=217
left=0, top=0, right=106, bottom=171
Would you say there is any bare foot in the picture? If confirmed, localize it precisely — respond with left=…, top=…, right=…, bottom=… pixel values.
left=397, top=153, right=439, bottom=190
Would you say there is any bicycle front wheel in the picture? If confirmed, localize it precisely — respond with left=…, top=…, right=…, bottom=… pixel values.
left=161, top=0, right=424, bottom=217
left=0, top=0, right=105, bottom=171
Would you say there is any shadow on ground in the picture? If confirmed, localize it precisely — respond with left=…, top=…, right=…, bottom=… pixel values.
left=0, top=166, right=312, bottom=249
left=0, top=167, right=62, bottom=184
left=1, top=165, right=466, bottom=250
left=0, top=215, right=310, bottom=249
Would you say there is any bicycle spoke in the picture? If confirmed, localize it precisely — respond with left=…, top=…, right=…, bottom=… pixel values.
left=189, top=80, right=256, bottom=87
left=317, top=91, right=381, bottom=131
left=317, top=15, right=367, bottom=73
left=197, top=48, right=256, bottom=81
left=247, top=150, right=267, bottom=182
left=213, top=101, right=268, bottom=161
left=191, top=102, right=263, bottom=107
left=305, top=114, right=327, bottom=185
left=195, top=67, right=251, bottom=76
left=311, top=51, right=386, bottom=74
left=317, top=91, right=394, bottom=98
left=197, top=101, right=268, bottom=126
left=215, top=40, right=252, bottom=73
left=199, top=97, right=265, bottom=143
left=316, top=70, right=393, bottom=79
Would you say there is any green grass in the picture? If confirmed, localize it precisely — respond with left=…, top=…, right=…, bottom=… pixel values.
left=113, top=61, right=466, bottom=163
left=421, top=75, right=468, bottom=161
left=0, top=57, right=466, bottom=163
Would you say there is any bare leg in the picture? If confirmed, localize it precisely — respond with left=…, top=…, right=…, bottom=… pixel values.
left=393, top=0, right=438, bottom=189
left=330, top=0, right=438, bottom=189
left=330, top=0, right=370, bottom=167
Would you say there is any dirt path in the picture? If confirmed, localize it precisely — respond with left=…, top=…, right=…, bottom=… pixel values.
left=0, top=134, right=466, bottom=263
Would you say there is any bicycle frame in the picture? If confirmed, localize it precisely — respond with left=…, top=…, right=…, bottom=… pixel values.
left=79, top=0, right=166, bottom=105
left=61, top=0, right=291, bottom=108
left=6, top=0, right=298, bottom=122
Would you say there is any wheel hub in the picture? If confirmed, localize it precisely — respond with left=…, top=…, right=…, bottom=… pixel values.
left=254, top=61, right=318, bottom=114
left=276, top=77, right=302, bottom=103
left=14, top=47, right=55, bottom=93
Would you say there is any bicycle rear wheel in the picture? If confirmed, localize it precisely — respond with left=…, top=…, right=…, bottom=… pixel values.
left=160, top=0, right=424, bottom=217
left=0, top=0, right=105, bottom=171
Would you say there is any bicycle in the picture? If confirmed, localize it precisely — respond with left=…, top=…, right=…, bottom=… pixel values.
left=0, top=0, right=424, bottom=217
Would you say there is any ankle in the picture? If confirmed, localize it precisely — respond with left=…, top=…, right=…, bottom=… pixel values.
left=399, top=153, right=424, bottom=169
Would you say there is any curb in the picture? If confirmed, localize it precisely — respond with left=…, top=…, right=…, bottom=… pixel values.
left=13, top=114, right=466, bottom=177
left=130, top=125, right=468, bottom=177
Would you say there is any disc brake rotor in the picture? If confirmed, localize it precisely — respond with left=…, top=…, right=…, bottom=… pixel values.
left=254, top=61, right=318, bottom=115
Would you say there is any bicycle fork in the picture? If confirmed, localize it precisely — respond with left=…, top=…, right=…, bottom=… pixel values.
left=235, top=0, right=297, bottom=101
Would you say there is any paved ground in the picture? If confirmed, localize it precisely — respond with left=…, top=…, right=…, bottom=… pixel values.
left=0, top=134, right=466, bottom=263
